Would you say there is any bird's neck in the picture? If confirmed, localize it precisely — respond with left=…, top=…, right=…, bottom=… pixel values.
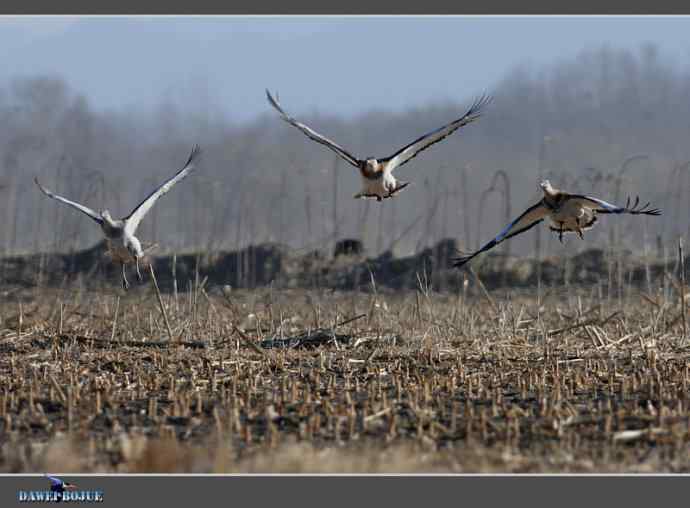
left=102, top=215, right=117, bottom=227
left=542, top=191, right=562, bottom=208
left=101, top=217, right=123, bottom=237
left=360, top=161, right=384, bottom=180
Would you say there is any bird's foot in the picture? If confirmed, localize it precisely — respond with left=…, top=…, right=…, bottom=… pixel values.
left=388, top=181, right=410, bottom=198
left=558, top=223, right=565, bottom=244
left=136, top=259, right=144, bottom=283
left=121, top=264, right=130, bottom=290
left=575, top=218, right=584, bottom=239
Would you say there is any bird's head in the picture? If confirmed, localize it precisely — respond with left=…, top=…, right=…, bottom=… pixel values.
left=364, top=158, right=379, bottom=170
left=100, top=209, right=113, bottom=222
left=539, top=179, right=555, bottom=194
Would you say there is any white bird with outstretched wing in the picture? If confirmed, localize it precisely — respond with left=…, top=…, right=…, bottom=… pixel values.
left=34, top=179, right=104, bottom=225
left=124, top=145, right=201, bottom=235
left=267, top=89, right=491, bottom=201
left=35, top=144, right=201, bottom=289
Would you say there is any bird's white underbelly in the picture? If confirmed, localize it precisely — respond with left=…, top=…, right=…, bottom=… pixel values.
left=359, top=173, right=395, bottom=197
left=362, top=178, right=386, bottom=195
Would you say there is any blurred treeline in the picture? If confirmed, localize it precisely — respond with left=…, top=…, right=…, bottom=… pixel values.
left=1, top=44, right=688, bottom=260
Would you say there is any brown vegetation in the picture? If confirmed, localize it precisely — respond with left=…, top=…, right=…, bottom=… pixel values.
left=1, top=256, right=689, bottom=472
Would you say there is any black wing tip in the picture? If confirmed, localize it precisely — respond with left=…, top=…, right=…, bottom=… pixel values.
left=476, top=92, right=494, bottom=106
left=452, top=258, right=473, bottom=270
left=461, top=93, right=493, bottom=123
left=34, top=176, right=49, bottom=194
left=452, top=250, right=475, bottom=269
left=266, top=89, right=291, bottom=120
left=622, top=195, right=662, bottom=216
left=266, top=89, right=281, bottom=108
left=187, top=144, right=202, bottom=165
left=469, top=92, right=493, bottom=113
left=452, top=258, right=471, bottom=269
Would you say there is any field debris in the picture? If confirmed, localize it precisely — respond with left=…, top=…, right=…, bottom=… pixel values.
left=1, top=271, right=690, bottom=473
left=259, top=313, right=366, bottom=349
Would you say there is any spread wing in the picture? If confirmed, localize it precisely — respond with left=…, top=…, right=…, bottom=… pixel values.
left=34, top=177, right=103, bottom=225
left=266, top=89, right=360, bottom=168
left=124, top=145, right=201, bottom=234
left=453, top=201, right=548, bottom=269
left=381, top=94, right=492, bottom=173
left=568, top=195, right=662, bottom=216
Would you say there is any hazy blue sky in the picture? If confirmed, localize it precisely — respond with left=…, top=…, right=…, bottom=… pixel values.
left=1, top=16, right=689, bottom=123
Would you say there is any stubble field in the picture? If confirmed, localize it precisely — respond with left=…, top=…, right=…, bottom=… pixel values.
left=1, top=272, right=689, bottom=473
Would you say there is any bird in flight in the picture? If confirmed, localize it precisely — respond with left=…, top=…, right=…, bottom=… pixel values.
left=454, top=179, right=661, bottom=269
left=266, top=89, right=491, bottom=201
left=35, top=145, right=201, bottom=289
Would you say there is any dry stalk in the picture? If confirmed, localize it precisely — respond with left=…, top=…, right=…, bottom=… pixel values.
left=148, top=264, right=174, bottom=343
left=679, top=237, right=687, bottom=343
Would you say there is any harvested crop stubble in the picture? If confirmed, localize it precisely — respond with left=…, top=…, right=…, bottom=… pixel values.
left=0, top=282, right=689, bottom=473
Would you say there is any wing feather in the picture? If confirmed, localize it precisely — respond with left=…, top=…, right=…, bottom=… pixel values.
left=34, top=177, right=103, bottom=225
left=124, top=145, right=201, bottom=234
left=453, top=201, right=548, bottom=269
left=266, top=89, right=360, bottom=168
left=568, top=195, right=661, bottom=215
left=381, top=94, right=492, bottom=173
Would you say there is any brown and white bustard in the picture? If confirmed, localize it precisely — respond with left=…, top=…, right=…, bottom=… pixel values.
left=266, top=89, right=491, bottom=201
left=453, top=179, right=661, bottom=269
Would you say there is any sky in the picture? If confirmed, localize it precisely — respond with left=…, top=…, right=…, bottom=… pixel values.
left=1, top=16, right=690, bottom=123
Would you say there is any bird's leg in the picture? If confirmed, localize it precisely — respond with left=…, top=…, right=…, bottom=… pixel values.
left=388, top=181, right=409, bottom=198
left=575, top=218, right=584, bottom=240
left=121, top=263, right=129, bottom=290
left=558, top=222, right=565, bottom=244
left=135, top=257, right=143, bottom=283
left=376, top=196, right=382, bottom=202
